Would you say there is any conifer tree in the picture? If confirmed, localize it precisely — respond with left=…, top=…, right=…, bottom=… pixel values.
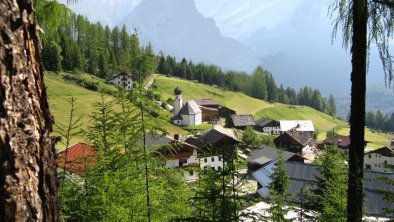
left=267, top=154, right=290, bottom=222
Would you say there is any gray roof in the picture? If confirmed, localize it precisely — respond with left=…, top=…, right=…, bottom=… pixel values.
left=143, top=134, right=173, bottom=149
left=247, top=145, right=300, bottom=166
left=186, top=126, right=239, bottom=148
left=179, top=100, right=201, bottom=115
left=231, top=115, right=256, bottom=127
left=253, top=161, right=394, bottom=217
left=275, top=130, right=312, bottom=146
left=255, top=118, right=279, bottom=127
left=365, top=146, right=394, bottom=157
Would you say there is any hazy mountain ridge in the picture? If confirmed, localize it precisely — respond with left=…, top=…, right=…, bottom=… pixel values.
left=61, top=0, right=392, bottom=99
left=119, top=0, right=263, bottom=73
left=336, top=82, right=394, bottom=118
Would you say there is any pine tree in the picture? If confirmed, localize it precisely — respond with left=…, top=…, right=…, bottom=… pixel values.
left=42, top=40, right=63, bottom=72
left=268, top=154, right=290, bottom=222
left=304, top=145, right=348, bottom=220
left=328, top=94, right=337, bottom=117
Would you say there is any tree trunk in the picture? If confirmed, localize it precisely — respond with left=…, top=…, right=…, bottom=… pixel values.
left=347, top=0, right=368, bottom=221
left=0, top=0, right=60, bottom=221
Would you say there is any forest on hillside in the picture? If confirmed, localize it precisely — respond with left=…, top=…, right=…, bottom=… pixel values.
left=40, top=8, right=337, bottom=118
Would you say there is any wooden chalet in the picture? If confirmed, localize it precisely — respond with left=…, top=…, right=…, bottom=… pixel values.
left=228, top=114, right=256, bottom=130
left=274, top=130, right=312, bottom=154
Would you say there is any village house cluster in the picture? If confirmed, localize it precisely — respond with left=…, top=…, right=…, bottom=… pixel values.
left=58, top=86, right=394, bottom=220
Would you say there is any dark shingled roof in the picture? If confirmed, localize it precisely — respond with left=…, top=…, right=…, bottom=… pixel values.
left=276, top=130, right=311, bottom=146
left=365, top=146, right=394, bottom=157
left=253, top=161, right=394, bottom=217
left=323, top=135, right=351, bottom=148
left=247, top=145, right=302, bottom=166
left=179, top=101, right=201, bottom=115
left=193, top=99, right=219, bottom=107
left=185, top=126, right=239, bottom=149
left=171, top=114, right=183, bottom=121
left=255, top=118, right=279, bottom=127
left=231, top=114, right=255, bottom=127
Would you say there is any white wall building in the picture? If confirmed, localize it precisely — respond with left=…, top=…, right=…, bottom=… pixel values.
left=199, top=155, right=224, bottom=171
left=364, top=146, right=394, bottom=173
left=108, top=72, right=133, bottom=90
left=172, top=87, right=202, bottom=126
left=279, top=120, right=315, bottom=138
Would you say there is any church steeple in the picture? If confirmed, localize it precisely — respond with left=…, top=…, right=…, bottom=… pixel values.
left=173, top=86, right=183, bottom=115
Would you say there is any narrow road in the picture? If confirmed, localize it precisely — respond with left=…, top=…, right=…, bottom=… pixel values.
left=144, top=74, right=157, bottom=90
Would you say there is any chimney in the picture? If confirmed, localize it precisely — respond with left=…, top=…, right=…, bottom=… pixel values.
left=174, top=134, right=180, bottom=141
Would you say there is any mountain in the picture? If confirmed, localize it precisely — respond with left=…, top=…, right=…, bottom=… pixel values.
left=195, top=0, right=391, bottom=95
left=61, top=0, right=392, bottom=95
left=337, top=82, right=394, bottom=118
left=119, top=0, right=263, bottom=73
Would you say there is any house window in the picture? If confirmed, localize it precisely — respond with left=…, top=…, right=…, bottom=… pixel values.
left=189, top=170, right=194, bottom=176
left=375, top=164, right=378, bottom=167
left=204, top=158, right=207, bottom=163
left=376, top=154, right=378, bottom=157
left=211, top=167, right=215, bottom=171
left=384, top=160, right=388, bottom=167
left=218, top=156, right=222, bottom=161
left=211, top=157, right=215, bottom=162
left=180, top=159, right=187, bottom=166
left=365, top=164, right=371, bottom=170
left=368, top=154, right=371, bottom=158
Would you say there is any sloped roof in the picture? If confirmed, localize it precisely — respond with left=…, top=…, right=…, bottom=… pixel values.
left=231, top=115, right=256, bottom=127
left=253, top=161, right=394, bottom=217
left=171, top=114, right=183, bottom=121
left=179, top=100, right=201, bottom=115
left=186, top=126, right=239, bottom=148
left=247, top=145, right=302, bottom=166
left=193, top=99, right=219, bottom=107
left=58, top=142, right=96, bottom=175
left=365, top=146, right=394, bottom=157
left=323, top=135, right=351, bottom=148
left=143, top=134, right=198, bottom=159
left=275, top=130, right=311, bottom=146
left=144, top=134, right=174, bottom=149
left=255, top=118, right=279, bottom=127
left=280, top=120, right=314, bottom=132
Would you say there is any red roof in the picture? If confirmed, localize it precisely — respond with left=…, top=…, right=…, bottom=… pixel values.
left=58, top=142, right=96, bottom=175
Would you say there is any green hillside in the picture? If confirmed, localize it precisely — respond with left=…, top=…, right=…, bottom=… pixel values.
left=154, top=75, right=393, bottom=148
left=45, top=73, right=187, bottom=150
left=154, top=76, right=272, bottom=114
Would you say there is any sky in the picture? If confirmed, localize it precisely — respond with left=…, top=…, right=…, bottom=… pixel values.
left=59, top=0, right=393, bottom=96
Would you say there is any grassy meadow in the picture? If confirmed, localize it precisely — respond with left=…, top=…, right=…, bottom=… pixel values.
left=45, top=73, right=188, bottom=150
left=154, top=75, right=393, bottom=148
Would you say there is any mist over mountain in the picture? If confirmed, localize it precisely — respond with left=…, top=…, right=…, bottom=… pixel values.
left=61, top=0, right=392, bottom=98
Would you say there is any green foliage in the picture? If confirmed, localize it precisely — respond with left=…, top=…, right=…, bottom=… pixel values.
left=60, top=90, right=193, bottom=221
left=268, top=154, right=291, bottom=222
left=305, top=146, right=348, bottom=220
left=326, top=128, right=337, bottom=139
left=188, top=150, right=241, bottom=222
left=242, top=126, right=260, bottom=147
left=42, top=40, right=63, bottom=72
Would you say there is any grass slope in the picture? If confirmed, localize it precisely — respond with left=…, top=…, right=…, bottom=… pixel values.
left=154, top=75, right=393, bottom=147
left=45, top=73, right=187, bottom=149
left=154, top=76, right=272, bottom=114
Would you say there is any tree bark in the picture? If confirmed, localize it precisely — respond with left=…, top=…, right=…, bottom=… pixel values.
left=0, top=0, right=60, bottom=221
left=347, top=0, right=368, bottom=221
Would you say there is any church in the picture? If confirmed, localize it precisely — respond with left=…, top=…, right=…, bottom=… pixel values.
left=171, top=87, right=202, bottom=126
